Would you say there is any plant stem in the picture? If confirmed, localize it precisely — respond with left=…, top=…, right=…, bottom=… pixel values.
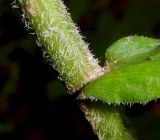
left=17, top=0, right=104, bottom=92
left=81, top=101, right=135, bottom=140
left=16, top=0, right=134, bottom=139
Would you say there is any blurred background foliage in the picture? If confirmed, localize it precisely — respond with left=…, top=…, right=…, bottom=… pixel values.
left=0, top=0, right=160, bottom=139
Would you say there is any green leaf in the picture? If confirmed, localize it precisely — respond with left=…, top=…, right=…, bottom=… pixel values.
left=81, top=60, right=160, bottom=104
left=105, top=36, right=160, bottom=69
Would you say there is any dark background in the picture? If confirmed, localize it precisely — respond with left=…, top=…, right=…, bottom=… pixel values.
left=0, top=0, right=160, bottom=139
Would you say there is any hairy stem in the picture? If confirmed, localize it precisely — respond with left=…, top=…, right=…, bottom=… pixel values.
left=16, top=0, right=134, bottom=139
left=81, top=101, right=135, bottom=140
left=17, top=0, right=104, bottom=92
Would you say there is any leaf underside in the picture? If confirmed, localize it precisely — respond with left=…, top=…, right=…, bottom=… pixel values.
left=105, top=36, right=160, bottom=69
left=82, top=60, right=160, bottom=104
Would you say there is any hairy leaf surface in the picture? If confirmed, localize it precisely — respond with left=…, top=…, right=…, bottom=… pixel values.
left=82, top=60, right=160, bottom=103
left=105, top=36, right=160, bottom=69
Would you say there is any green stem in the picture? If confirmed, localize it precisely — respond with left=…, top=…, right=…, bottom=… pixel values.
left=17, top=0, right=104, bottom=92
left=16, top=0, right=134, bottom=139
left=81, top=101, right=135, bottom=140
